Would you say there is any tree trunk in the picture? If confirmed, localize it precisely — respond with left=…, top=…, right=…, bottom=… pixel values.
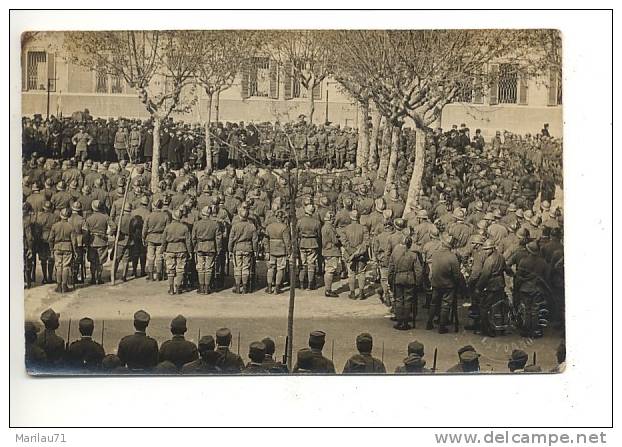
left=368, top=105, right=381, bottom=170
left=384, top=124, right=401, bottom=194
left=377, top=117, right=391, bottom=180
left=214, top=89, right=220, bottom=123
left=205, top=92, right=213, bottom=172
left=308, top=88, right=315, bottom=125
left=357, top=99, right=370, bottom=171
left=150, top=117, right=161, bottom=193
left=404, top=127, right=427, bottom=214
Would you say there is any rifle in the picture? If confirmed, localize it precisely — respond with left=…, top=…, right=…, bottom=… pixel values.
left=282, top=335, right=289, bottom=366
left=101, top=320, right=105, bottom=350
left=65, top=318, right=72, bottom=351
left=331, top=339, right=335, bottom=363
left=237, top=331, right=241, bottom=356
left=198, top=328, right=201, bottom=343
left=532, top=351, right=537, bottom=366
left=381, top=341, right=385, bottom=364
left=432, top=347, right=438, bottom=373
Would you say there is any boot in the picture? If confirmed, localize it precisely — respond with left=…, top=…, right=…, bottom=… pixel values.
left=196, top=284, right=203, bottom=294
left=41, top=263, right=49, bottom=284
left=274, top=285, right=282, bottom=295
left=146, top=271, right=152, bottom=281
left=47, top=262, right=54, bottom=284
left=325, top=290, right=338, bottom=298
left=265, top=284, right=273, bottom=294
left=349, top=291, right=357, bottom=300
left=167, top=277, right=175, bottom=295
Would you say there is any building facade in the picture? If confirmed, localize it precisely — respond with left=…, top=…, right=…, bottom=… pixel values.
left=22, top=32, right=562, bottom=138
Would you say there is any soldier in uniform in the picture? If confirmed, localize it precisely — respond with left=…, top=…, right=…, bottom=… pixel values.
left=260, top=337, right=288, bottom=373
left=388, top=235, right=424, bottom=330
left=242, top=341, right=269, bottom=375
left=129, top=196, right=150, bottom=278
left=294, top=348, right=315, bottom=374
left=292, top=330, right=335, bottom=374
left=297, top=203, right=321, bottom=290
left=33, top=201, right=57, bottom=284
left=340, top=210, right=369, bottom=300
left=117, top=310, right=159, bottom=372
left=394, top=341, right=431, bottom=373
left=475, top=239, right=511, bottom=337
left=446, top=345, right=481, bottom=373
left=228, top=207, right=258, bottom=294
left=507, top=349, right=529, bottom=372
left=514, top=242, right=551, bottom=338
left=215, top=328, right=245, bottom=374
left=25, top=321, right=47, bottom=371
left=112, top=202, right=134, bottom=282
left=162, top=209, right=193, bottom=294
left=342, top=333, right=386, bottom=374
left=192, top=205, right=222, bottom=294
left=159, top=315, right=199, bottom=370
left=181, top=335, right=223, bottom=375
left=34, top=308, right=66, bottom=368
left=320, top=211, right=341, bottom=298
left=84, top=200, right=109, bottom=284
left=48, top=207, right=77, bottom=293
left=142, top=198, right=170, bottom=282
left=23, top=203, right=35, bottom=288
left=66, top=317, right=106, bottom=372
left=374, top=217, right=395, bottom=306
left=68, top=201, right=86, bottom=285
left=427, top=233, right=462, bottom=334
left=265, top=209, right=290, bottom=295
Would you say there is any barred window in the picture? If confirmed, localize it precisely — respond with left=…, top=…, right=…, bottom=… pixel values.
left=95, top=69, right=108, bottom=93
left=26, top=51, right=47, bottom=91
left=498, top=63, right=518, bottom=104
left=249, top=57, right=270, bottom=97
left=111, top=74, right=124, bottom=94
left=455, top=79, right=473, bottom=103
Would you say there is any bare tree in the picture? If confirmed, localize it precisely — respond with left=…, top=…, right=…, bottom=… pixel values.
left=194, top=30, right=260, bottom=172
left=64, top=31, right=202, bottom=193
left=265, top=30, right=334, bottom=124
left=331, top=30, right=551, bottom=213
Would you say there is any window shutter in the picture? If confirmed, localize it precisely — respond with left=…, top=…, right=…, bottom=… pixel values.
left=548, top=67, right=558, bottom=106
left=269, top=59, right=279, bottom=99
left=47, top=52, right=56, bottom=91
left=283, top=60, right=292, bottom=100
left=240, top=59, right=250, bottom=99
left=488, top=64, right=499, bottom=105
left=312, top=81, right=322, bottom=100
left=21, top=50, right=26, bottom=91
left=518, top=73, right=528, bottom=105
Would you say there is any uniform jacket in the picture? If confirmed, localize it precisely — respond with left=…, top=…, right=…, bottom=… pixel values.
left=388, top=244, right=424, bottom=286
left=159, top=335, right=199, bottom=370
left=192, top=218, right=222, bottom=253
left=67, top=337, right=106, bottom=371
left=228, top=219, right=258, bottom=253
left=297, top=216, right=321, bottom=249
left=430, top=248, right=461, bottom=289
left=117, top=331, right=159, bottom=370
left=162, top=221, right=193, bottom=253
left=265, top=221, right=290, bottom=257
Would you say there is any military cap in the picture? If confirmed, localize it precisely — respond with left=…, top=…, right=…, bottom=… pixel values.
left=123, top=202, right=133, bottom=213
left=304, top=204, right=315, bottom=215
left=356, top=332, right=373, bottom=344
left=170, top=314, right=187, bottom=331
left=507, top=203, right=517, bottom=212
left=44, top=178, right=53, bottom=187
left=59, top=208, right=71, bottom=219
left=482, top=239, right=496, bottom=250
left=484, top=212, right=495, bottom=221
left=477, top=219, right=488, bottom=230
left=71, top=201, right=82, bottom=212
left=394, top=218, right=406, bottom=230
left=91, top=200, right=101, bottom=212
left=216, top=327, right=232, bottom=339
left=40, top=308, right=60, bottom=324
left=408, top=340, right=425, bottom=356
left=172, top=210, right=182, bottom=221
left=309, top=330, right=326, bottom=343
left=69, top=179, right=79, bottom=190
left=510, top=349, right=528, bottom=362
left=457, top=345, right=475, bottom=356
left=523, top=210, right=534, bottom=220
left=139, top=196, right=149, bottom=206
left=117, top=178, right=126, bottom=187
left=31, top=183, right=40, bottom=192
left=526, top=241, right=539, bottom=255
left=460, top=350, right=481, bottom=363
left=132, top=177, right=142, bottom=187
left=82, top=184, right=92, bottom=194
left=515, top=209, right=524, bottom=219
left=56, top=181, right=66, bottom=191
left=261, top=337, right=276, bottom=355
left=343, top=197, right=353, bottom=208
left=470, top=234, right=485, bottom=245
left=404, top=353, right=426, bottom=368
left=541, top=200, right=551, bottom=211
left=249, top=341, right=266, bottom=356
left=198, top=335, right=216, bottom=351
left=416, top=209, right=429, bottom=220
left=78, top=317, right=95, bottom=333
left=349, top=209, right=360, bottom=221
left=453, top=208, right=465, bottom=220
left=474, top=201, right=484, bottom=211
left=324, top=211, right=335, bottom=221
left=133, top=309, right=150, bottom=323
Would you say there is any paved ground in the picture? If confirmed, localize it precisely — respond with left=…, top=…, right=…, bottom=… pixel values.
left=24, top=261, right=563, bottom=374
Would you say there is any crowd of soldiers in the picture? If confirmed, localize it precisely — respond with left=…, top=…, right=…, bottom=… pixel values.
left=22, top=111, right=564, bottom=341
left=26, top=307, right=566, bottom=375
left=22, top=111, right=365, bottom=170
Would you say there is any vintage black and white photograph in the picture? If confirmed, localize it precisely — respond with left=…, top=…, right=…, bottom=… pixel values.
left=19, top=28, right=566, bottom=377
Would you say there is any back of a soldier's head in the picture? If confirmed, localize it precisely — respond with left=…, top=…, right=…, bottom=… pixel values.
left=308, top=330, right=326, bottom=350
left=262, top=337, right=276, bottom=356
left=356, top=333, right=373, bottom=354
left=216, top=328, right=232, bottom=347
left=133, top=310, right=150, bottom=332
left=78, top=317, right=95, bottom=337
left=249, top=341, right=266, bottom=363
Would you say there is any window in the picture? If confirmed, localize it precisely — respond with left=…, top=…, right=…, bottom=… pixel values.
left=95, top=69, right=108, bottom=93
left=455, top=79, right=473, bottom=103
left=241, top=57, right=278, bottom=100
left=111, top=74, right=124, bottom=94
left=26, top=51, right=49, bottom=91
left=498, top=63, right=518, bottom=104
